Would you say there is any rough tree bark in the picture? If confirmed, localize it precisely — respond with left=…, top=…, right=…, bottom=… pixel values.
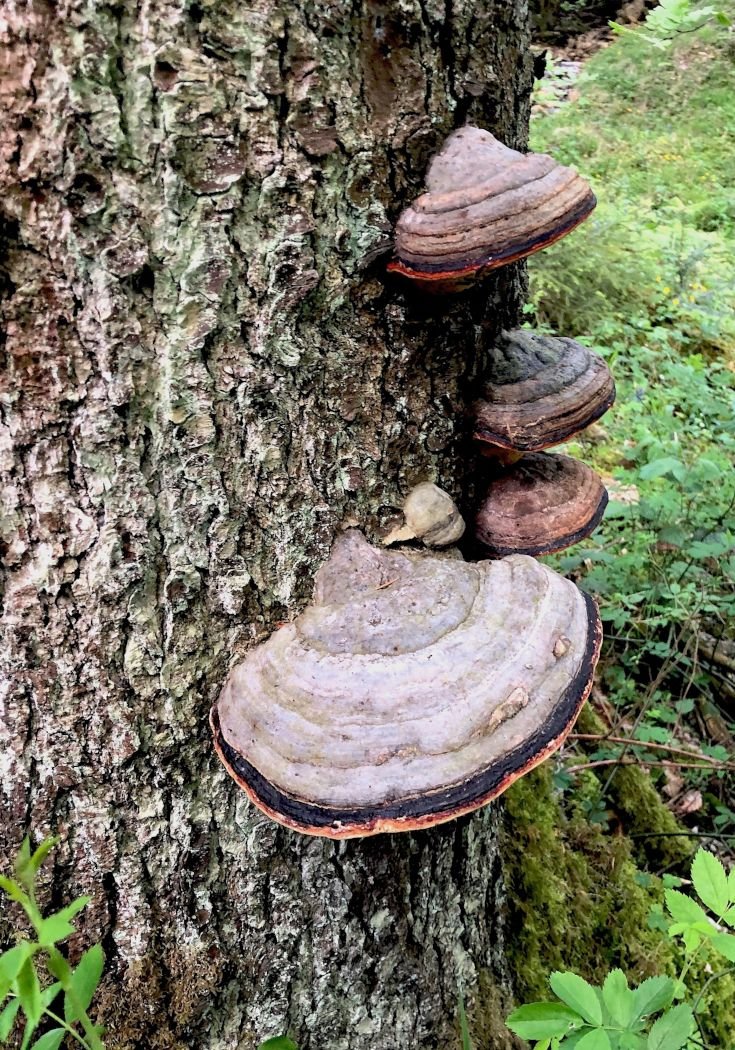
left=1, top=1, right=533, bottom=1047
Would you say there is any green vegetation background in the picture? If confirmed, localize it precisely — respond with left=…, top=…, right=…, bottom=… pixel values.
left=483, top=15, right=735, bottom=1049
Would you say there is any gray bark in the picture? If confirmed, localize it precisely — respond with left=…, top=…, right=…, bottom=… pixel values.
left=0, top=0, right=532, bottom=1046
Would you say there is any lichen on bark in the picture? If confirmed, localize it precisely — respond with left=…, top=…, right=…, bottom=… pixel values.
left=1, top=0, right=535, bottom=1047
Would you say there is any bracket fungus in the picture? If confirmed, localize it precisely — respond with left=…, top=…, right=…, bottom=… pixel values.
left=388, top=126, right=596, bottom=291
left=383, top=482, right=465, bottom=547
left=473, top=330, right=616, bottom=453
left=475, top=452, right=608, bottom=558
left=211, top=530, right=601, bottom=838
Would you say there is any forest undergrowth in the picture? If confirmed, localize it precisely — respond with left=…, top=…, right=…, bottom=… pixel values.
left=528, top=10, right=735, bottom=894
left=481, top=14, right=735, bottom=1048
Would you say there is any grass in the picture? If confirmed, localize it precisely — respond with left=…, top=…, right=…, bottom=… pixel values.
left=529, top=21, right=735, bottom=353
left=533, top=27, right=735, bottom=230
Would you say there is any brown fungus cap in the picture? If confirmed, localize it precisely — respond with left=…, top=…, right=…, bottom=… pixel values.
left=211, top=530, right=601, bottom=838
left=475, top=452, right=608, bottom=558
left=387, top=126, right=596, bottom=291
left=473, top=330, right=616, bottom=453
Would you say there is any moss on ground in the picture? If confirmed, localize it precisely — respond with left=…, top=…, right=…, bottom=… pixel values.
left=493, top=766, right=735, bottom=1047
left=501, top=767, right=673, bottom=1002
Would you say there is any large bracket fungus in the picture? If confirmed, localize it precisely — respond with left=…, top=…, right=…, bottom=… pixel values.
left=387, top=126, right=596, bottom=292
left=211, top=530, right=601, bottom=838
left=473, top=330, right=616, bottom=454
left=475, top=452, right=608, bottom=558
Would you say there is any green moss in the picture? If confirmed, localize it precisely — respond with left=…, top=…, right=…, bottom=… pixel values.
left=501, top=766, right=675, bottom=1002
left=575, top=705, right=693, bottom=872
left=96, top=947, right=224, bottom=1050
left=606, top=766, right=692, bottom=870
left=467, top=974, right=522, bottom=1050
left=495, top=766, right=735, bottom=1045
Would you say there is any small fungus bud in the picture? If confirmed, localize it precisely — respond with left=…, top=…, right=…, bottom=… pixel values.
left=384, top=482, right=465, bottom=548
left=553, top=637, right=571, bottom=659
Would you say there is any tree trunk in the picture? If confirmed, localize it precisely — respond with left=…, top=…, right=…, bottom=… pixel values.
left=1, top=1, right=532, bottom=1047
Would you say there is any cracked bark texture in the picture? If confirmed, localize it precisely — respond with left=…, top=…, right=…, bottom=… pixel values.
left=0, top=0, right=533, bottom=1047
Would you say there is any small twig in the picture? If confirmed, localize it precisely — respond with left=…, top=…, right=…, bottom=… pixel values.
left=569, top=733, right=730, bottom=765
left=692, top=968, right=735, bottom=1015
left=566, top=757, right=735, bottom=774
left=376, top=577, right=398, bottom=590
left=629, top=831, right=735, bottom=840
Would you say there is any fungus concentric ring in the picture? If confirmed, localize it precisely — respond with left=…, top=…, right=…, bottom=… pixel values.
left=473, top=330, right=616, bottom=453
left=388, top=126, right=596, bottom=291
left=475, top=452, right=608, bottom=558
left=211, top=531, right=601, bottom=837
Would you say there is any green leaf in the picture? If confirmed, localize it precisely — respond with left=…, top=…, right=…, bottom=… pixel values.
left=631, top=976, right=675, bottom=1020
left=0, top=999, right=21, bottom=1040
left=37, top=898, right=90, bottom=947
left=602, top=970, right=635, bottom=1028
left=640, top=457, right=686, bottom=483
left=618, top=1035, right=647, bottom=1050
left=549, top=973, right=603, bottom=1026
left=708, top=932, right=735, bottom=961
left=65, top=944, right=104, bottom=1022
left=40, top=983, right=62, bottom=1008
left=0, top=876, right=27, bottom=905
left=19, top=1019, right=38, bottom=1050
left=506, top=1002, right=583, bottom=1040
left=14, top=839, right=32, bottom=891
left=257, top=1039, right=299, bottom=1050
left=647, top=904, right=668, bottom=933
left=44, top=954, right=71, bottom=984
left=575, top=1031, right=611, bottom=1050
left=31, top=1031, right=65, bottom=1050
left=722, top=905, right=735, bottom=928
left=666, top=919, right=712, bottom=953
left=27, top=840, right=59, bottom=880
left=664, top=889, right=709, bottom=926
left=457, top=990, right=472, bottom=1050
left=561, top=1031, right=597, bottom=1049
left=646, top=1004, right=694, bottom=1050
left=13, top=960, right=41, bottom=1027
left=661, top=876, right=683, bottom=890
left=691, top=849, right=729, bottom=915
left=0, top=945, right=32, bottom=999
left=667, top=919, right=714, bottom=937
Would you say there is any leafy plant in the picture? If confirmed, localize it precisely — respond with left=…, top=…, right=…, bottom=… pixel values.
left=506, top=848, right=735, bottom=1048
left=610, top=0, right=731, bottom=47
left=257, top=1039, right=299, bottom=1050
left=0, top=837, right=105, bottom=1050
